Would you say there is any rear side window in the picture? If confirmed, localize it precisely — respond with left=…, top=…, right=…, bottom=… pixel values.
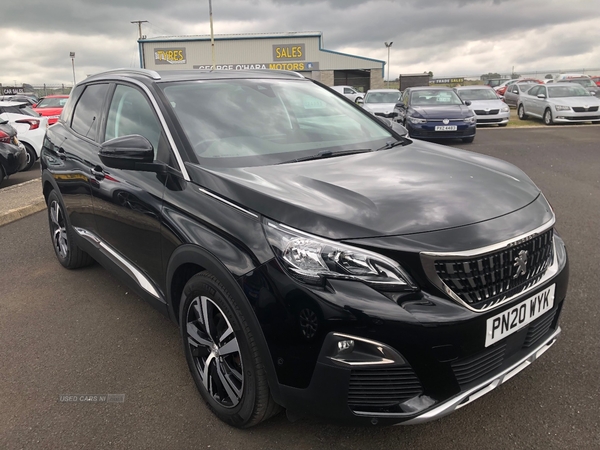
left=71, top=84, right=109, bottom=140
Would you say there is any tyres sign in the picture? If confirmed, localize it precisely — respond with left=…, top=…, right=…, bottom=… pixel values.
left=154, top=48, right=187, bottom=65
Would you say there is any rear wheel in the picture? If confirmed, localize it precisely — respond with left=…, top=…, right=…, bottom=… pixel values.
left=517, top=104, right=528, bottom=120
left=21, top=143, right=37, bottom=171
left=47, top=190, right=94, bottom=269
left=0, top=165, right=5, bottom=185
left=180, top=272, right=280, bottom=428
left=543, top=108, right=554, bottom=126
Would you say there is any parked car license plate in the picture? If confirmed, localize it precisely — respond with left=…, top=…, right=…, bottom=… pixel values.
left=485, top=284, right=555, bottom=347
left=435, top=125, right=457, bottom=131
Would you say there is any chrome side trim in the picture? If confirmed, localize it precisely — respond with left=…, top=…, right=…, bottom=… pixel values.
left=328, top=333, right=400, bottom=366
left=420, top=217, right=557, bottom=313
left=74, top=227, right=160, bottom=298
left=197, top=187, right=259, bottom=219
left=351, top=327, right=561, bottom=422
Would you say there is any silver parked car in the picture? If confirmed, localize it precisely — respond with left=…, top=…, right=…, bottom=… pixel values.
left=454, top=86, right=510, bottom=126
left=517, top=83, right=600, bottom=125
left=503, top=83, right=537, bottom=108
left=559, top=77, right=600, bottom=96
left=361, top=89, right=402, bottom=118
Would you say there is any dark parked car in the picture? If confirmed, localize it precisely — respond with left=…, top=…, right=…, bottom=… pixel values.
left=0, top=119, right=27, bottom=184
left=394, top=87, right=477, bottom=142
left=41, top=69, right=568, bottom=428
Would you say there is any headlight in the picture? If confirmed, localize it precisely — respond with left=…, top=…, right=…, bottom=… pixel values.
left=407, top=116, right=427, bottom=124
left=264, top=219, right=416, bottom=291
left=464, top=115, right=477, bottom=124
left=501, top=106, right=510, bottom=113
left=555, top=105, right=571, bottom=111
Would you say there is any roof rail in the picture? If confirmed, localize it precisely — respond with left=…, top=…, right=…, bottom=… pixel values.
left=92, top=68, right=161, bottom=80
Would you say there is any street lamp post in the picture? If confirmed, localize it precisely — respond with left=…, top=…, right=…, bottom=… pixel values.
left=384, top=42, right=393, bottom=89
left=70, top=52, right=76, bottom=87
left=208, top=0, right=216, bottom=69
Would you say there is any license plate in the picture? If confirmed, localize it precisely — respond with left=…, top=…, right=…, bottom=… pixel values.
left=485, top=284, right=555, bottom=347
left=435, top=125, right=457, bottom=131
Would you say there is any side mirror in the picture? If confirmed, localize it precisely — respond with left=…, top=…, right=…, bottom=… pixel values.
left=374, top=115, right=408, bottom=137
left=537, top=94, right=547, bottom=99
left=99, top=134, right=158, bottom=171
left=464, top=100, right=472, bottom=106
left=590, top=92, right=596, bottom=96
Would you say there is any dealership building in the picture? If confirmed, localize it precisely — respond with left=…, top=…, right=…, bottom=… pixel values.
left=139, top=32, right=385, bottom=92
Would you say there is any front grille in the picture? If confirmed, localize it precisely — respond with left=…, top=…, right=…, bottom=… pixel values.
left=477, top=118, right=503, bottom=123
left=474, top=109, right=500, bottom=115
left=572, top=106, right=599, bottom=112
left=564, top=115, right=600, bottom=121
left=523, top=310, right=556, bottom=348
left=348, top=366, right=423, bottom=412
left=452, top=343, right=506, bottom=386
left=433, top=228, right=554, bottom=310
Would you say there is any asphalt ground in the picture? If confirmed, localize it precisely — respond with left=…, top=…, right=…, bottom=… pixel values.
left=1, top=126, right=599, bottom=449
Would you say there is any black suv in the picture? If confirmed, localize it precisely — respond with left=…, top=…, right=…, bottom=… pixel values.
left=41, top=69, right=568, bottom=428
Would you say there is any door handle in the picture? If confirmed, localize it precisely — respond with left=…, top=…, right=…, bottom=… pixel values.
left=91, top=166, right=105, bottom=180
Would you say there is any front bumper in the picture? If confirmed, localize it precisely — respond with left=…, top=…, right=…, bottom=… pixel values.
left=242, top=229, right=568, bottom=425
left=407, top=121, right=476, bottom=139
left=552, top=110, right=600, bottom=123
left=475, top=111, right=510, bottom=125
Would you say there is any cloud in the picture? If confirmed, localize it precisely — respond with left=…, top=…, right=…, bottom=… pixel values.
left=1, top=0, right=599, bottom=85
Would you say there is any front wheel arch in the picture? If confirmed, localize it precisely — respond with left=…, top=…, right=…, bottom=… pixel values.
left=166, top=245, right=283, bottom=405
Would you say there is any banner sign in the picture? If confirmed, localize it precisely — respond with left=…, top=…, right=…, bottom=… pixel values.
left=193, top=62, right=319, bottom=71
left=1, top=87, right=25, bottom=95
left=430, top=77, right=465, bottom=85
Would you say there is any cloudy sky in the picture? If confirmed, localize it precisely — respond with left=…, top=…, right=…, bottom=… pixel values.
left=2, top=0, right=599, bottom=86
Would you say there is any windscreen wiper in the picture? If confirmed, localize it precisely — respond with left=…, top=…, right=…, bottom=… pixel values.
left=376, top=139, right=408, bottom=151
left=278, top=148, right=372, bottom=164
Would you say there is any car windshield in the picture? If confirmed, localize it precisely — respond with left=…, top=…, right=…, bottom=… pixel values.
left=567, top=79, right=595, bottom=87
left=518, top=83, right=537, bottom=92
left=16, top=104, right=39, bottom=117
left=410, top=90, right=463, bottom=106
left=548, top=86, right=590, bottom=98
left=37, top=97, right=68, bottom=108
left=161, top=79, right=393, bottom=168
left=456, top=89, right=498, bottom=101
left=364, top=91, right=401, bottom=103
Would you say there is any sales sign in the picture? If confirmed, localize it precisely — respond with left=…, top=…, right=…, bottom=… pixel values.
left=272, top=44, right=305, bottom=61
left=430, top=78, right=465, bottom=85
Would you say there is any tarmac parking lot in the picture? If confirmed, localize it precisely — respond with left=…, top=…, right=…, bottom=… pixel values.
left=0, top=125, right=599, bottom=449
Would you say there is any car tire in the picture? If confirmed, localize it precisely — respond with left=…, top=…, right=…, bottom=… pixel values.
left=462, top=137, right=475, bottom=143
left=518, top=104, right=528, bottom=120
left=180, top=272, right=280, bottom=428
left=21, top=143, right=37, bottom=171
left=0, top=164, right=5, bottom=186
left=47, top=190, right=94, bottom=269
left=543, top=108, right=554, bottom=126
left=355, top=97, right=363, bottom=104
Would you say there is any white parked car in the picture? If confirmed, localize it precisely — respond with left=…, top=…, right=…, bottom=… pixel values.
left=0, top=101, right=49, bottom=171
left=517, top=83, right=600, bottom=125
left=454, top=86, right=510, bottom=126
left=361, top=89, right=402, bottom=118
left=330, top=85, right=365, bottom=103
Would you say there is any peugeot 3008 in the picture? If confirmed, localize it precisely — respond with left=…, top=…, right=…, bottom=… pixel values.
left=41, top=69, right=568, bottom=428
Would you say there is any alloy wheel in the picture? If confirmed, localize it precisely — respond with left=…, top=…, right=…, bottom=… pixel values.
left=49, top=200, right=69, bottom=259
left=186, top=296, right=244, bottom=408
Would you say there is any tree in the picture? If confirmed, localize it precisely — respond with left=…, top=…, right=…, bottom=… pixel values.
left=481, top=72, right=501, bottom=81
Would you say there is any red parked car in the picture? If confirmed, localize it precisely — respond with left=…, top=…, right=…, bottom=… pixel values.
left=33, top=95, right=69, bottom=125
left=591, top=76, right=600, bottom=87
left=495, top=78, right=543, bottom=97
